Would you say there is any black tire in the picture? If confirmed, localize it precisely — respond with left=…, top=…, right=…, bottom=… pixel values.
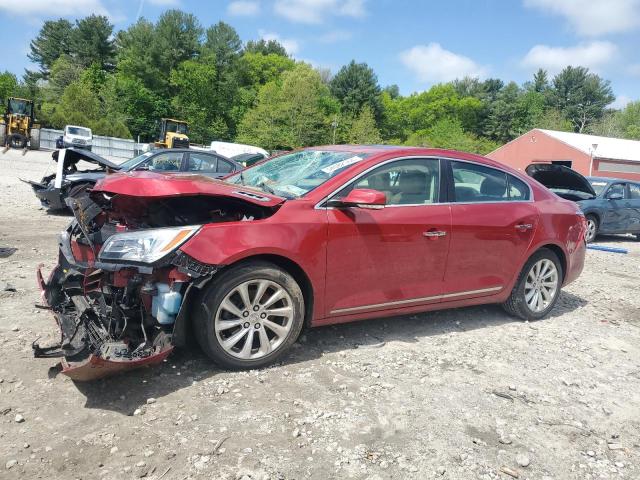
left=585, top=214, right=599, bottom=243
left=29, top=129, right=40, bottom=150
left=194, top=261, right=305, bottom=369
left=502, top=248, right=563, bottom=321
left=9, top=134, right=27, bottom=149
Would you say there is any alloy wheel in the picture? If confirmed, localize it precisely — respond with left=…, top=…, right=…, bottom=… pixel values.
left=214, top=279, right=294, bottom=360
left=524, top=259, right=559, bottom=313
left=585, top=218, right=597, bottom=242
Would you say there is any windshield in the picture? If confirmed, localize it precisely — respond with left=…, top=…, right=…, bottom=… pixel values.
left=8, top=99, right=32, bottom=117
left=67, top=126, right=91, bottom=137
left=225, top=150, right=369, bottom=199
left=118, top=152, right=154, bottom=171
left=590, top=180, right=608, bottom=196
left=166, top=121, right=188, bottom=135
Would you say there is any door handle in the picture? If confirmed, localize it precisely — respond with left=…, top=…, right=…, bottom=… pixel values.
left=515, top=223, right=533, bottom=232
left=423, top=230, right=447, bottom=238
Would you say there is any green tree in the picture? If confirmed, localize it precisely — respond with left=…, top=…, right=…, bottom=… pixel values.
left=27, top=19, right=74, bottom=78
left=330, top=60, right=382, bottom=121
left=531, top=69, right=549, bottom=93
left=405, top=118, right=498, bottom=154
left=244, top=39, right=288, bottom=56
left=237, top=64, right=337, bottom=149
left=48, top=55, right=83, bottom=94
left=170, top=59, right=228, bottom=143
left=72, top=15, right=115, bottom=69
left=0, top=72, right=18, bottom=101
left=615, top=101, right=640, bottom=139
left=116, top=19, right=165, bottom=91
left=550, top=66, right=615, bottom=133
left=204, top=22, right=242, bottom=74
left=347, top=106, right=382, bottom=144
left=155, top=10, right=203, bottom=80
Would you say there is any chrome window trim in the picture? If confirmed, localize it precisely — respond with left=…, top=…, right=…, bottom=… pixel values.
left=330, top=286, right=503, bottom=315
left=315, top=155, right=534, bottom=210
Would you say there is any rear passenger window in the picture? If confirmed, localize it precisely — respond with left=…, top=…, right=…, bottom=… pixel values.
left=217, top=159, right=235, bottom=174
left=629, top=184, right=640, bottom=199
left=508, top=175, right=530, bottom=201
left=451, top=162, right=508, bottom=203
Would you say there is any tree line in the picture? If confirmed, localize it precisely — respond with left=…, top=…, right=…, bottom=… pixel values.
left=0, top=10, right=638, bottom=153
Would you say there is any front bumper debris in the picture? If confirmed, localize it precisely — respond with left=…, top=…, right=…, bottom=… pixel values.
left=35, top=259, right=174, bottom=381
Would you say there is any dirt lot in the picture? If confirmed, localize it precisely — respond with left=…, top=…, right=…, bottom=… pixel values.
left=0, top=148, right=639, bottom=480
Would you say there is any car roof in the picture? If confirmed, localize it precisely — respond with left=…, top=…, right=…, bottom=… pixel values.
left=301, top=144, right=508, bottom=170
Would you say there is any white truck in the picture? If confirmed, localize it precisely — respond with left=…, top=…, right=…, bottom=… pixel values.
left=63, top=125, right=93, bottom=151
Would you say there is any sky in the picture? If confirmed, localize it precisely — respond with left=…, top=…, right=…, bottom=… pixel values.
left=1, top=0, right=640, bottom=108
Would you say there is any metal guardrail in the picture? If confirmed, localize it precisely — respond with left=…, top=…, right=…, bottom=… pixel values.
left=40, top=128, right=144, bottom=159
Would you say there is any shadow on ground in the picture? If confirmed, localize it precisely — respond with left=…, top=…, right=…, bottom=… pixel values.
left=72, top=290, right=588, bottom=414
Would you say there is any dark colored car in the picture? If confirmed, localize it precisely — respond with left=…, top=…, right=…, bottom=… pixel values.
left=526, top=164, right=640, bottom=242
left=36, top=145, right=586, bottom=380
left=22, top=148, right=241, bottom=211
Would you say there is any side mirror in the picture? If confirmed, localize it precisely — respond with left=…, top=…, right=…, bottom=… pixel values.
left=327, top=188, right=386, bottom=210
left=606, top=192, right=624, bottom=200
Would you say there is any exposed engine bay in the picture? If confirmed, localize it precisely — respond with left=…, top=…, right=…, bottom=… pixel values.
left=35, top=190, right=278, bottom=380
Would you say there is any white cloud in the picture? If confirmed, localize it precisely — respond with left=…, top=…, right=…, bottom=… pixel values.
left=520, top=41, right=618, bottom=74
left=274, top=0, right=366, bottom=24
left=400, top=43, right=488, bottom=84
left=524, top=0, right=640, bottom=36
left=0, top=0, right=109, bottom=16
left=317, top=30, right=352, bottom=43
left=147, top=0, right=180, bottom=5
left=259, top=30, right=300, bottom=55
left=227, top=1, right=260, bottom=16
left=611, top=95, right=632, bottom=109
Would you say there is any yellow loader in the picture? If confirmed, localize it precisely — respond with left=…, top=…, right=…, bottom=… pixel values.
left=154, top=118, right=189, bottom=149
left=0, top=97, right=40, bottom=151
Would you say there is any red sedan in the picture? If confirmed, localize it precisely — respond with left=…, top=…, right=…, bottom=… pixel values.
left=37, top=146, right=586, bottom=379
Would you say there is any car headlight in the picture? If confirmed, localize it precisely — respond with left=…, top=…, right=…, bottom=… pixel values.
left=99, top=226, right=201, bottom=264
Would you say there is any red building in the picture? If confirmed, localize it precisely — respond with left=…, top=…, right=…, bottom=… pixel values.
left=487, top=129, right=640, bottom=182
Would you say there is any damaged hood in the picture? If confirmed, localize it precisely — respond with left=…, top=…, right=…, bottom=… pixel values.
left=525, top=164, right=596, bottom=198
left=93, top=171, right=286, bottom=207
left=53, top=148, right=122, bottom=171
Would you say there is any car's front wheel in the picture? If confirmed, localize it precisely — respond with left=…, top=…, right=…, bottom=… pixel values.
left=194, top=261, right=305, bottom=369
left=502, top=248, right=563, bottom=320
left=585, top=214, right=598, bottom=243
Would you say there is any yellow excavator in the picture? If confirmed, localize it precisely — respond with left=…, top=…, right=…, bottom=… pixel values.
left=0, top=97, right=40, bottom=151
left=154, top=118, right=189, bottom=149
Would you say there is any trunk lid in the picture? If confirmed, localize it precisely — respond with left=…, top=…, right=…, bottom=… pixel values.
left=93, top=171, right=286, bottom=208
left=525, top=164, right=596, bottom=199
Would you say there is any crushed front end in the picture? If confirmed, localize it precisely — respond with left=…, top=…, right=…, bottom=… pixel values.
left=35, top=195, right=217, bottom=381
left=34, top=172, right=283, bottom=380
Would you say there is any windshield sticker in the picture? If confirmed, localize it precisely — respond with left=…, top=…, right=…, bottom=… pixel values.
left=321, top=156, right=363, bottom=174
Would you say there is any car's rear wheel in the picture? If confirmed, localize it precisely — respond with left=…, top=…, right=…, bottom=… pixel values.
left=502, top=248, right=563, bottom=321
left=194, top=261, right=305, bottom=369
left=585, top=214, right=598, bottom=243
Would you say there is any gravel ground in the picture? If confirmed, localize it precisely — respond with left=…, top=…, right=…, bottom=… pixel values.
left=0, top=149, right=639, bottom=480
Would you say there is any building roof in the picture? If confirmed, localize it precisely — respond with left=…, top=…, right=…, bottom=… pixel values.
left=538, top=129, right=640, bottom=163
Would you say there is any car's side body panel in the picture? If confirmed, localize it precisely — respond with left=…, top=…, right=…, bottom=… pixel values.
left=179, top=200, right=329, bottom=321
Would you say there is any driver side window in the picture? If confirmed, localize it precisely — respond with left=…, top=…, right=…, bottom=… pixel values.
left=337, top=158, right=441, bottom=205
left=606, top=183, right=626, bottom=199
left=139, top=152, right=183, bottom=172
